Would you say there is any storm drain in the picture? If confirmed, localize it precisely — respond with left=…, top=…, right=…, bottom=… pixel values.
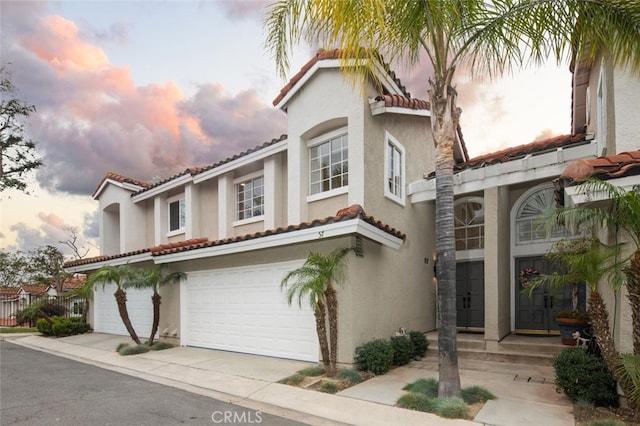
left=513, top=375, right=548, bottom=384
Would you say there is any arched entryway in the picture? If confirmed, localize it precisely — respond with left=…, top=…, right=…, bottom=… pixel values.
left=511, top=184, right=586, bottom=334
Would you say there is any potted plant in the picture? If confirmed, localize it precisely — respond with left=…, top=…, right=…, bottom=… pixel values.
left=525, top=237, right=621, bottom=346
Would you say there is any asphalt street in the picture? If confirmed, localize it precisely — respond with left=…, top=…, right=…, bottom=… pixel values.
left=0, top=341, right=304, bottom=426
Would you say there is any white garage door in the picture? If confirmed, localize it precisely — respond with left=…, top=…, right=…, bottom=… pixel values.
left=183, top=260, right=318, bottom=362
left=93, top=283, right=155, bottom=338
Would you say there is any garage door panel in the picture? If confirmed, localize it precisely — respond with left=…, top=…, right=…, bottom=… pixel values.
left=93, top=283, right=155, bottom=338
left=184, top=260, right=318, bottom=362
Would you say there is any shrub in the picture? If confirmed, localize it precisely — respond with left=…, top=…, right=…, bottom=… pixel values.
left=40, top=301, right=67, bottom=317
left=337, top=368, right=362, bottom=385
left=553, top=347, right=618, bottom=407
left=116, top=343, right=128, bottom=352
left=403, top=378, right=438, bottom=398
left=50, top=317, right=90, bottom=337
left=297, top=365, right=325, bottom=377
left=318, top=381, right=340, bottom=394
left=462, top=386, right=496, bottom=404
left=390, top=335, right=414, bottom=366
left=432, top=397, right=469, bottom=419
left=150, top=341, right=174, bottom=351
left=117, top=344, right=151, bottom=356
left=396, top=392, right=434, bottom=412
left=409, top=331, right=429, bottom=358
left=36, top=318, right=52, bottom=335
left=356, top=338, right=394, bottom=375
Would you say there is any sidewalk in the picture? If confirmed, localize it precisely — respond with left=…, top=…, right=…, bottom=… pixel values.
left=1, top=333, right=574, bottom=425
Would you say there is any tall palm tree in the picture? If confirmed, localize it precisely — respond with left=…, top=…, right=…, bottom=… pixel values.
left=281, top=247, right=352, bottom=377
left=265, top=0, right=640, bottom=397
left=87, top=264, right=141, bottom=344
left=125, top=266, right=186, bottom=346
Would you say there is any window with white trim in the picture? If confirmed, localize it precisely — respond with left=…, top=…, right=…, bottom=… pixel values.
left=168, top=195, right=186, bottom=233
left=384, top=133, right=405, bottom=204
left=236, top=175, right=264, bottom=221
left=454, top=198, right=484, bottom=251
left=309, top=130, right=348, bottom=195
left=515, top=186, right=569, bottom=245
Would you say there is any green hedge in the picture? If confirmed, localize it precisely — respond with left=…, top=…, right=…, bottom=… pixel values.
left=36, top=317, right=90, bottom=337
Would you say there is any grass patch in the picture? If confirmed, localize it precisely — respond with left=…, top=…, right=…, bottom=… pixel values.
left=150, top=341, right=174, bottom=351
left=297, top=365, right=326, bottom=377
left=117, top=343, right=150, bottom=356
left=397, top=379, right=494, bottom=420
left=462, top=385, right=496, bottom=404
left=278, top=373, right=305, bottom=386
left=582, top=421, right=627, bottom=426
left=318, top=381, right=340, bottom=394
left=337, top=368, right=362, bottom=385
left=0, top=327, right=37, bottom=333
left=402, top=378, right=438, bottom=398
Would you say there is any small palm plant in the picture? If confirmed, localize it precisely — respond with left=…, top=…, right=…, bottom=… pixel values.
left=87, top=264, right=141, bottom=344
left=281, top=247, right=353, bottom=377
left=125, top=266, right=186, bottom=346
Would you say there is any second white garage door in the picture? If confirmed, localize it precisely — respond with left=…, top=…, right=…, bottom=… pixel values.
left=183, top=260, right=318, bottom=362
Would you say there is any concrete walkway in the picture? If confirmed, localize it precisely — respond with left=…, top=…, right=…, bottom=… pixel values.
left=1, top=333, right=574, bottom=425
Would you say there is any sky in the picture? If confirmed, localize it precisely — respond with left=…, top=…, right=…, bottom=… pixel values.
left=0, top=0, right=572, bottom=259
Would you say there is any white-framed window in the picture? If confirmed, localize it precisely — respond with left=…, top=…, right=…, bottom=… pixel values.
left=309, top=128, right=348, bottom=196
left=235, top=172, right=264, bottom=221
left=168, top=194, right=186, bottom=234
left=515, top=186, right=569, bottom=245
left=384, top=132, right=405, bottom=205
left=454, top=197, right=484, bottom=251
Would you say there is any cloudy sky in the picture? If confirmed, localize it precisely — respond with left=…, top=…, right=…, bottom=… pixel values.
left=0, top=0, right=572, bottom=258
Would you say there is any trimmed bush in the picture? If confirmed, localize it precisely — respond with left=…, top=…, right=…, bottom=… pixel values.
left=118, top=344, right=150, bottom=356
left=402, top=378, right=438, bottom=398
left=337, top=368, right=362, bottom=385
left=297, top=365, right=326, bottom=377
left=462, top=386, right=496, bottom=404
left=432, top=397, right=469, bottom=419
left=409, top=331, right=429, bottom=358
left=356, top=338, right=394, bottom=375
left=36, top=317, right=89, bottom=337
left=150, top=341, right=174, bottom=351
left=553, top=347, right=618, bottom=407
left=396, top=392, right=434, bottom=412
left=36, top=318, right=52, bottom=335
left=391, top=335, right=414, bottom=366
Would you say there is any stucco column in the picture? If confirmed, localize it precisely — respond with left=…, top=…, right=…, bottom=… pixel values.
left=218, top=173, right=234, bottom=239
left=264, top=155, right=283, bottom=229
left=484, top=186, right=511, bottom=345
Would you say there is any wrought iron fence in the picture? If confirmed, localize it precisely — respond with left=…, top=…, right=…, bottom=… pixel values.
left=0, top=294, right=86, bottom=327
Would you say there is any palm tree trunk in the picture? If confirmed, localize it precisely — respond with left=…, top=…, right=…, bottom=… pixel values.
left=430, top=68, right=462, bottom=398
left=588, top=290, right=636, bottom=405
left=325, top=286, right=338, bottom=377
left=148, top=291, right=161, bottom=346
left=114, top=287, right=141, bottom=344
left=315, top=301, right=331, bottom=374
left=624, top=252, right=640, bottom=353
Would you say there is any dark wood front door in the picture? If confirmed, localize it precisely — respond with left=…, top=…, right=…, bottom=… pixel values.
left=514, top=256, right=586, bottom=334
left=456, top=261, right=484, bottom=331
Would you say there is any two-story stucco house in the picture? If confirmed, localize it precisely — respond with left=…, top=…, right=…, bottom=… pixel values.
left=65, top=48, right=639, bottom=363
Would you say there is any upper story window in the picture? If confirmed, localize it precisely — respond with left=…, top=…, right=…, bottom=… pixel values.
left=236, top=173, right=264, bottom=221
left=385, top=132, right=405, bottom=205
left=454, top=197, right=484, bottom=251
left=309, top=128, right=348, bottom=195
left=168, top=194, right=186, bottom=234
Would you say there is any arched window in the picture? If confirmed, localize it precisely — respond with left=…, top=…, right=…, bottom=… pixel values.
left=515, top=186, right=569, bottom=245
left=454, top=197, right=484, bottom=251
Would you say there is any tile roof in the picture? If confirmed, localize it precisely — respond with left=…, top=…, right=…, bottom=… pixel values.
left=131, top=135, right=288, bottom=196
left=455, top=133, right=588, bottom=171
left=374, top=94, right=430, bottom=110
left=63, top=205, right=405, bottom=269
left=272, top=48, right=418, bottom=107
left=19, top=284, right=50, bottom=295
left=92, top=171, right=150, bottom=197
left=0, top=287, right=19, bottom=300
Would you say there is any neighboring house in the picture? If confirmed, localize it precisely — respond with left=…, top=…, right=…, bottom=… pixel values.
left=64, top=49, right=639, bottom=363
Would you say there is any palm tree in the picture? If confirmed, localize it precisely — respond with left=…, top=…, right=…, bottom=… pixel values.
left=281, top=247, right=352, bottom=377
left=125, top=266, right=186, bottom=346
left=265, top=0, right=640, bottom=397
left=87, top=264, right=141, bottom=344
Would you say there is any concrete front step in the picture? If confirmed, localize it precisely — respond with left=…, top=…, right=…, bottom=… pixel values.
left=425, top=331, right=567, bottom=367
